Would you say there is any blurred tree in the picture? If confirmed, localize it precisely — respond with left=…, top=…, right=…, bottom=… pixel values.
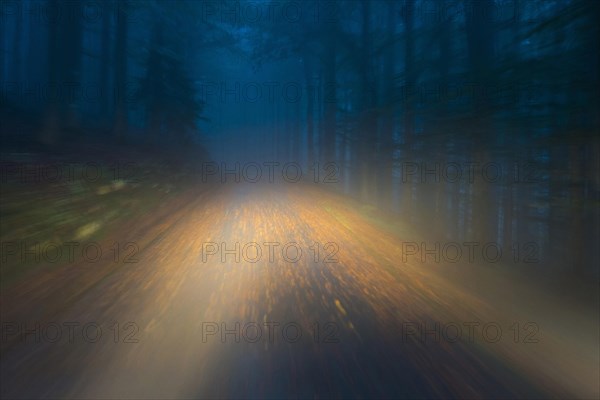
left=136, top=6, right=203, bottom=145
left=40, top=0, right=83, bottom=144
left=113, top=0, right=128, bottom=141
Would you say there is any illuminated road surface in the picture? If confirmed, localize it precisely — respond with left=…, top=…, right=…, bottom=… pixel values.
left=1, top=183, right=598, bottom=399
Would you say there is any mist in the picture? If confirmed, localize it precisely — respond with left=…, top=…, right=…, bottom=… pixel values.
left=1, top=1, right=599, bottom=399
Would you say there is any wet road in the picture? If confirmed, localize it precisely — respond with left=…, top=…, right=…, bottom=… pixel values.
left=1, top=183, right=598, bottom=399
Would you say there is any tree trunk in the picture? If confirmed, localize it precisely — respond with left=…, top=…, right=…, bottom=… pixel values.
left=403, top=0, right=415, bottom=144
left=464, top=0, right=495, bottom=138
left=39, top=0, right=62, bottom=145
left=113, top=0, right=129, bottom=142
left=383, top=0, right=396, bottom=208
left=358, top=0, right=375, bottom=202
left=100, top=0, right=112, bottom=123
left=62, top=0, right=83, bottom=138
left=322, top=2, right=337, bottom=165
left=12, top=2, right=22, bottom=86
left=303, top=55, right=315, bottom=165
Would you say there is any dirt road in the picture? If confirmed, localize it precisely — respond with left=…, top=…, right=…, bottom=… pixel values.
left=1, top=183, right=597, bottom=399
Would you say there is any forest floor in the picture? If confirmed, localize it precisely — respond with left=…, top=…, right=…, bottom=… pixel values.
left=1, top=161, right=598, bottom=398
left=0, top=143, right=209, bottom=287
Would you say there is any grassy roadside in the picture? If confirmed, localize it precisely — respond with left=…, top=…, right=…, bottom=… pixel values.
left=0, top=145, right=208, bottom=288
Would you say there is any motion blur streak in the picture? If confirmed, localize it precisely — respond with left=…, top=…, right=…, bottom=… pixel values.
left=1, top=183, right=597, bottom=399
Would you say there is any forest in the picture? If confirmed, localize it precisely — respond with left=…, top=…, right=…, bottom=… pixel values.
left=1, top=1, right=599, bottom=399
left=2, top=0, right=598, bottom=276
